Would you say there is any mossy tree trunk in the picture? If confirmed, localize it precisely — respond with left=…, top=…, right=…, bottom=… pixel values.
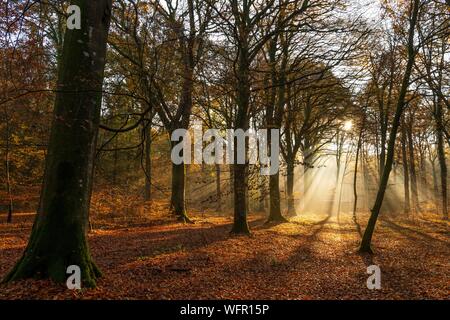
left=3, top=0, right=112, bottom=287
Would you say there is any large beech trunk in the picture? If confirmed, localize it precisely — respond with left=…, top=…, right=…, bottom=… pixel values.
left=231, top=163, right=250, bottom=233
left=170, top=153, right=192, bottom=223
left=3, top=0, right=112, bottom=287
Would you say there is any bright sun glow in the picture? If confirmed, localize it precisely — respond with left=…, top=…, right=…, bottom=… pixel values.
left=343, top=120, right=353, bottom=131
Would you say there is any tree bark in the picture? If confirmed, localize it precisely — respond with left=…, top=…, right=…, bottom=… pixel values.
left=353, top=126, right=363, bottom=220
left=144, top=124, right=151, bottom=201
left=170, top=141, right=192, bottom=223
left=431, top=159, right=439, bottom=212
left=231, top=162, right=250, bottom=234
left=267, top=169, right=285, bottom=222
left=266, top=37, right=287, bottom=223
left=286, top=161, right=296, bottom=216
left=258, top=174, right=266, bottom=212
left=436, top=99, right=448, bottom=220
left=407, top=113, right=419, bottom=212
left=231, top=46, right=250, bottom=234
left=229, top=164, right=234, bottom=209
left=215, top=164, right=221, bottom=211
left=379, top=114, right=387, bottom=180
left=401, top=118, right=411, bottom=214
left=3, top=0, right=112, bottom=287
left=4, top=108, right=13, bottom=223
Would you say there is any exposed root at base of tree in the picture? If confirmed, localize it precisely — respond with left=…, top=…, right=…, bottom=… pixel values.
left=3, top=254, right=101, bottom=288
left=265, top=216, right=289, bottom=224
left=177, top=215, right=195, bottom=224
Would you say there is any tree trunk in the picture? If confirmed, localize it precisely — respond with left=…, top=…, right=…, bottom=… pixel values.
left=379, top=118, right=387, bottom=180
left=168, top=57, right=194, bottom=221
left=267, top=128, right=286, bottom=222
left=3, top=0, right=112, bottom=287
left=401, top=119, right=411, bottom=215
left=267, top=170, right=286, bottom=222
left=215, top=164, right=221, bottom=211
left=436, top=99, right=448, bottom=220
left=112, top=138, right=118, bottom=184
left=407, top=113, right=419, bottom=212
left=144, top=124, right=151, bottom=201
left=229, top=164, right=234, bottom=209
left=170, top=150, right=191, bottom=222
left=230, top=41, right=251, bottom=234
left=4, top=109, right=13, bottom=223
left=286, top=161, right=296, bottom=216
left=231, top=163, right=250, bottom=234
left=360, top=0, right=420, bottom=253
left=258, top=174, right=266, bottom=212
left=266, top=37, right=287, bottom=223
left=431, top=160, right=439, bottom=212
left=353, top=126, right=363, bottom=220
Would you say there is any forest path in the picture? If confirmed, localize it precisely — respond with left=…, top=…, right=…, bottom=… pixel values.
left=0, top=210, right=448, bottom=299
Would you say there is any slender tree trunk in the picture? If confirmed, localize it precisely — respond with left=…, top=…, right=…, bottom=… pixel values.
left=258, top=174, right=266, bottom=212
left=336, top=132, right=342, bottom=186
left=5, top=110, right=13, bottom=223
left=144, top=124, right=151, bottom=201
left=229, top=164, right=234, bottom=209
left=360, top=0, right=420, bottom=253
left=353, top=127, right=363, bottom=220
left=407, top=114, right=419, bottom=212
left=3, top=0, right=112, bottom=286
left=379, top=119, right=387, bottom=180
left=215, top=164, right=221, bottom=211
left=286, top=161, right=295, bottom=216
left=401, top=119, right=411, bottom=215
left=431, top=160, right=439, bottom=212
left=112, top=138, right=118, bottom=184
left=418, top=148, right=427, bottom=194
left=436, top=99, right=448, bottom=220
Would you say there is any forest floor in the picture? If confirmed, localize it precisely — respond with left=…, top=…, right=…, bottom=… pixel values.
left=0, top=205, right=449, bottom=300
